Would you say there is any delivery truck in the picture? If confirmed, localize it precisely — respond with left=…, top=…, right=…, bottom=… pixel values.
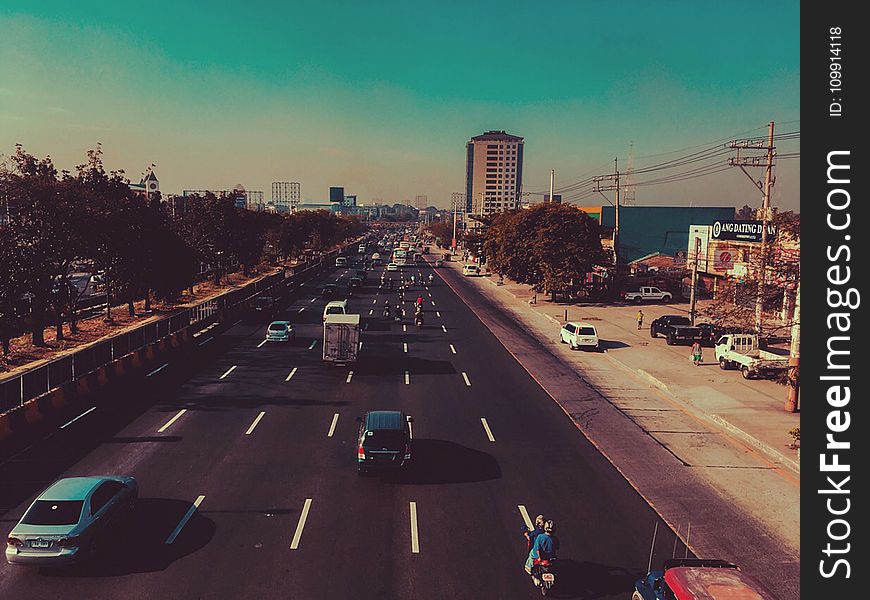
left=323, top=313, right=360, bottom=365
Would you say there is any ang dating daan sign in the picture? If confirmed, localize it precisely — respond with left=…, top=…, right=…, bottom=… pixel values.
left=711, top=220, right=777, bottom=243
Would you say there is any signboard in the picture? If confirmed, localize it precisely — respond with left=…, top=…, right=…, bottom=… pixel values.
left=713, top=249, right=734, bottom=271
left=711, top=220, right=777, bottom=243
left=673, top=250, right=687, bottom=267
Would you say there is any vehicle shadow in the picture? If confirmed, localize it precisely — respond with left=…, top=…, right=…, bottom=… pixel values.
left=41, top=497, right=215, bottom=577
left=599, top=340, right=630, bottom=350
left=546, top=559, right=641, bottom=599
left=386, top=439, right=501, bottom=484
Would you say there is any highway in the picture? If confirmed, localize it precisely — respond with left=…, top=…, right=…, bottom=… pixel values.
left=0, top=254, right=684, bottom=599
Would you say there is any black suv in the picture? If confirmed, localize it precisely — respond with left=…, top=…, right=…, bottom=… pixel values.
left=356, top=411, right=413, bottom=475
left=649, top=314, right=703, bottom=345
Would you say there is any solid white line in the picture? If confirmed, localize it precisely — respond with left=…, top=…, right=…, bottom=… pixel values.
left=308, top=340, right=317, bottom=350
left=198, top=337, right=214, bottom=346
left=158, top=409, right=187, bottom=433
left=327, top=413, right=339, bottom=437
left=346, top=371, right=354, bottom=383
left=518, top=505, right=533, bottom=530
left=245, top=411, right=266, bottom=435
left=441, top=325, right=447, bottom=333
left=146, top=363, right=169, bottom=377
left=165, top=495, right=205, bottom=545
left=449, top=344, right=457, bottom=354
left=462, top=372, right=472, bottom=387
left=60, top=406, right=97, bottom=429
left=256, top=339, right=267, bottom=348
left=404, top=371, right=410, bottom=385
left=409, top=501, right=420, bottom=554
left=290, top=498, right=313, bottom=550
left=219, top=365, right=237, bottom=380
left=403, top=343, right=408, bottom=353
left=481, top=418, right=496, bottom=442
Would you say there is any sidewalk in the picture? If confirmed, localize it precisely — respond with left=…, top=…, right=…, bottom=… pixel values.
left=469, top=266, right=800, bottom=472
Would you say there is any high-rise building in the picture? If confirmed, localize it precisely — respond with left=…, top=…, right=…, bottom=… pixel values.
left=272, top=181, right=301, bottom=213
left=414, top=195, right=428, bottom=210
left=329, top=186, right=345, bottom=204
left=465, top=130, right=524, bottom=216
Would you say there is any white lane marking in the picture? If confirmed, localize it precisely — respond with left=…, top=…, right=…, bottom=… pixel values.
left=219, top=365, right=237, bottom=380
left=245, top=411, right=266, bottom=435
left=327, top=413, right=339, bottom=437
left=462, top=372, right=472, bottom=387
left=404, top=371, right=410, bottom=385
left=372, top=299, right=377, bottom=304
left=308, top=340, right=317, bottom=350
left=290, top=498, right=313, bottom=550
left=403, top=343, right=408, bottom=353
left=359, top=341, right=363, bottom=350
left=431, top=300, right=436, bottom=306
left=158, top=409, right=187, bottom=433
left=441, top=325, right=447, bottom=333
left=165, top=495, right=206, bottom=545
left=310, top=297, right=316, bottom=303
left=298, top=307, right=305, bottom=313
left=428, top=293, right=432, bottom=297
left=449, top=344, right=457, bottom=354
left=198, top=337, right=214, bottom=346
left=146, top=363, right=169, bottom=377
left=403, top=325, right=407, bottom=332
left=369, top=309, right=373, bottom=315
left=436, top=311, right=441, bottom=317
left=409, top=501, right=420, bottom=554
left=518, top=505, right=533, bottom=530
left=232, top=319, right=242, bottom=326
left=256, top=339, right=268, bottom=348
left=60, top=406, right=96, bottom=429
left=346, top=371, right=354, bottom=383
left=481, top=418, right=496, bottom=442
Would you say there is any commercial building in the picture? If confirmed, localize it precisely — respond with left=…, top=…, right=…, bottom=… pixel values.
left=465, top=130, right=524, bottom=216
left=271, top=181, right=301, bottom=213
left=414, top=195, right=428, bottom=210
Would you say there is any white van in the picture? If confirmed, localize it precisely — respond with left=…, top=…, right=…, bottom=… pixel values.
left=335, top=256, right=348, bottom=267
left=560, top=322, right=600, bottom=350
left=462, top=264, right=481, bottom=276
left=323, top=300, right=348, bottom=321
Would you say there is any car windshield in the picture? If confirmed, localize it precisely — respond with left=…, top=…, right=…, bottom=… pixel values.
left=364, top=429, right=406, bottom=448
left=326, top=308, right=343, bottom=315
left=578, top=327, right=596, bottom=335
left=268, top=324, right=287, bottom=331
left=22, top=500, right=84, bottom=525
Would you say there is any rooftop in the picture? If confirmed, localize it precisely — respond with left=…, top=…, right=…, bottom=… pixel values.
left=469, top=130, right=524, bottom=143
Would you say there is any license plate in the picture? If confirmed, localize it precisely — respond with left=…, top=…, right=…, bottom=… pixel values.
left=542, top=574, right=555, bottom=583
left=30, top=539, right=51, bottom=549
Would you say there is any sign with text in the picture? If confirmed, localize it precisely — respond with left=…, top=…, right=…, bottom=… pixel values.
left=713, top=249, right=734, bottom=271
left=711, top=220, right=777, bottom=243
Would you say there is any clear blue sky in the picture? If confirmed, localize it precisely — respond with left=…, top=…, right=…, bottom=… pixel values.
left=1, top=1, right=800, bottom=210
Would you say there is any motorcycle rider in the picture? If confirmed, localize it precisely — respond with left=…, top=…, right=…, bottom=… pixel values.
left=428, top=273, right=434, bottom=285
left=523, top=515, right=547, bottom=573
left=383, top=302, right=391, bottom=318
left=527, top=520, right=559, bottom=575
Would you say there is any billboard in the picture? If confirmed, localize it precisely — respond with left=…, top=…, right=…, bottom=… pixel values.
left=711, top=220, right=777, bottom=243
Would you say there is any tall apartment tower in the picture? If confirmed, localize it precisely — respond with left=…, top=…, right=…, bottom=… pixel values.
left=414, top=195, right=428, bottom=210
left=272, top=181, right=301, bottom=213
left=465, top=130, right=524, bottom=216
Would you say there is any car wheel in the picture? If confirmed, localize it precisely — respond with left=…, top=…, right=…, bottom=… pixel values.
left=634, top=297, right=642, bottom=304
left=719, top=357, right=730, bottom=370
left=571, top=343, right=578, bottom=351
left=559, top=334, right=566, bottom=344
left=666, top=335, right=675, bottom=345
left=662, top=295, right=672, bottom=303
left=741, top=366, right=753, bottom=379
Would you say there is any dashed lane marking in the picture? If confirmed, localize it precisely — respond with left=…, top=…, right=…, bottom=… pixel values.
left=480, top=418, right=496, bottom=442
left=158, top=409, right=187, bottom=433
left=290, top=499, right=313, bottom=550
left=165, top=495, right=205, bottom=545
left=245, top=411, right=266, bottom=435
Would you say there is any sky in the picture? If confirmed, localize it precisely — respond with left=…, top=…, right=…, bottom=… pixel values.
left=0, top=1, right=800, bottom=211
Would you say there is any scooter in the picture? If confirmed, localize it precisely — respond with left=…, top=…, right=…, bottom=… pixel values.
left=383, top=306, right=391, bottom=318
left=414, top=313, right=424, bottom=329
left=521, top=525, right=556, bottom=596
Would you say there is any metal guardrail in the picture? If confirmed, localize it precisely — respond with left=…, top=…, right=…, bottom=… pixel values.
left=0, top=256, right=334, bottom=414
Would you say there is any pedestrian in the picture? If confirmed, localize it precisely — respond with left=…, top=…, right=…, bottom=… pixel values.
left=636, top=309, right=644, bottom=330
left=691, top=340, right=703, bottom=366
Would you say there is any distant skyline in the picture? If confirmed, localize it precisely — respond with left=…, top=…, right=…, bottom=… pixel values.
left=1, top=2, right=800, bottom=211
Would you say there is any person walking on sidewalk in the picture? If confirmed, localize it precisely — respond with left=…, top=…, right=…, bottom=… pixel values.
left=691, top=340, right=703, bottom=366
left=636, top=309, right=644, bottom=330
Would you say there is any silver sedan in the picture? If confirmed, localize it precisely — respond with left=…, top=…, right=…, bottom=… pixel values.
left=6, top=475, right=138, bottom=565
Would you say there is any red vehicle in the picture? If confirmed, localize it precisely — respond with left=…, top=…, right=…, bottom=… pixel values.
left=633, top=559, right=776, bottom=600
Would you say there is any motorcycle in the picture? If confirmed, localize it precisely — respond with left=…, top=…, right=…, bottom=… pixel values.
left=428, top=274, right=434, bottom=285
left=414, top=313, right=424, bottom=328
left=383, top=306, right=391, bottom=318
left=521, top=525, right=557, bottom=596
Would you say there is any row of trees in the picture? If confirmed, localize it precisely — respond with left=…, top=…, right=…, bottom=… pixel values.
left=0, top=145, right=364, bottom=353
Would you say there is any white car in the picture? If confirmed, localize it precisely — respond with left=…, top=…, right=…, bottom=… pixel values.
left=335, top=257, right=348, bottom=267
left=462, top=264, right=481, bottom=276
left=323, top=300, right=348, bottom=321
left=265, top=320, right=295, bottom=342
left=560, top=322, right=600, bottom=351
left=386, top=263, right=398, bottom=272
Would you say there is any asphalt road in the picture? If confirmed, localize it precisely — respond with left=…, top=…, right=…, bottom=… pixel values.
left=0, top=256, right=685, bottom=599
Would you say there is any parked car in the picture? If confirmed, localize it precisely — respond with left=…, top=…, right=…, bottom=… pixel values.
left=715, top=334, right=790, bottom=379
left=462, top=264, right=481, bottom=276
left=323, top=299, right=348, bottom=321
left=622, top=286, right=673, bottom=303
left=559, top=322, right=600, bottom=350
left=356, top=410, right=413, bottom=475
left=265, top=320, right=295, bottom=342
left=6, top=476, right=138, bottom=566
left=633, top=559, right=775, bottom=600
left=649, top=315, right=693, bottom=341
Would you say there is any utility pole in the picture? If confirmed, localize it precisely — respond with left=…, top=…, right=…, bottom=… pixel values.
left=689, top=236, right=701, bottom=325
left=593, top=159, right=621, bottom=272
left=728, top=121, right=776, bottom=336
left=785, top=281, right=800, bottom=412
left=548, top=169, right=555, bottom=203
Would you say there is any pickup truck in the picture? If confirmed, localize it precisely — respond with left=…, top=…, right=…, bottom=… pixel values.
left=649, top=315, right=703, bottom=345
left=714, top=334, right=789, bottom=379
left=622, top=286, right=672, bottom=303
